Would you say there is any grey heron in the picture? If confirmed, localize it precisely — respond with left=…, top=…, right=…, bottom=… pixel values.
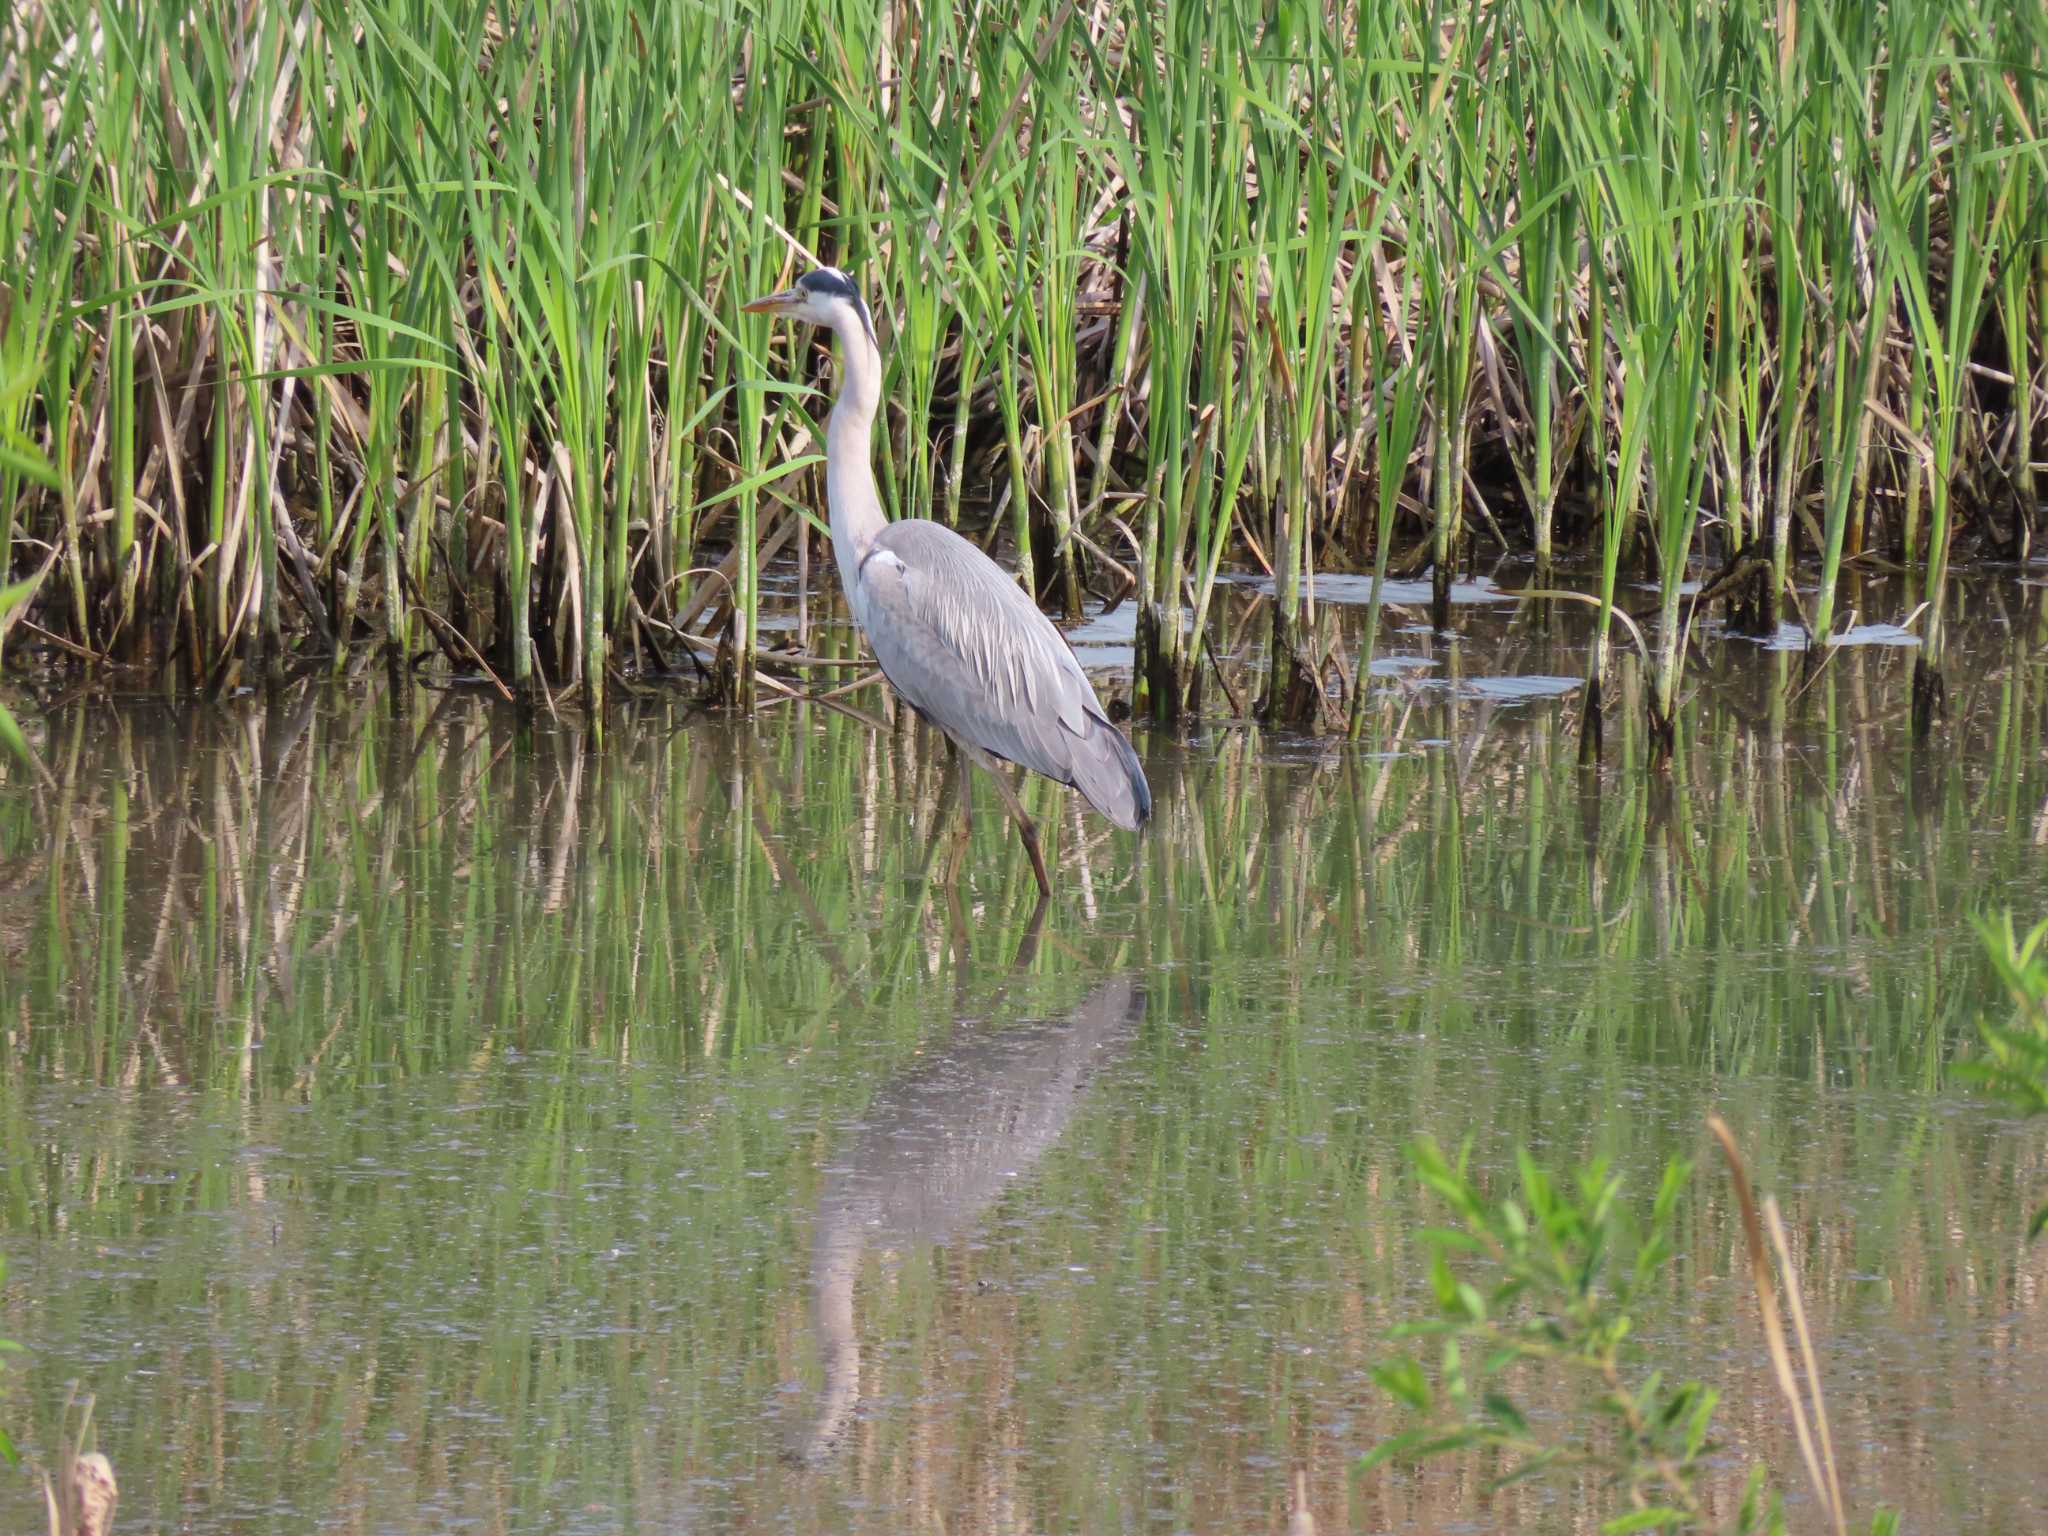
left=743, top=266, right=1151, bottom=897
left=797, top=975, right=1142, bottom=1461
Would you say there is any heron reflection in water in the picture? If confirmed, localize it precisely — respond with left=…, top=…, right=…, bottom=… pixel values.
left=742, top=268, right=1150, bottom=899
left=793, top=975, right=1144, bottom=1464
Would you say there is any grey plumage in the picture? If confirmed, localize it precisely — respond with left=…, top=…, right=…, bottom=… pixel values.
left=743, top=264, right=1151, bottom=894
left=855, top=521, right=1151, bottom=831
left=797, top=976, right=1143, bottom=1462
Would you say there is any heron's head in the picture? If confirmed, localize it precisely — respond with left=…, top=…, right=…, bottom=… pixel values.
left=742, top=266, right=878, bottom=349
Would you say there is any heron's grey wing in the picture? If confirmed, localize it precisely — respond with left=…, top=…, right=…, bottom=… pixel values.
left=855, top=521, right=1149, bottom=829
left=801, top=975, right=1142, bottom=1464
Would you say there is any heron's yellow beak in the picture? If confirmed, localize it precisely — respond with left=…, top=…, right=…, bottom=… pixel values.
left=741, top=287, right=802, bottom=314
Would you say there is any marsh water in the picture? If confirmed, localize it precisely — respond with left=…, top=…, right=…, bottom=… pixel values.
left=3, top=567, right=2047, bottom=1534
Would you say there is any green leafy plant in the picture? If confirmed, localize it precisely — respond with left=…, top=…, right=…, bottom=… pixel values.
left=1363, top=1138, right=1745, bottom=1531
left=0, top=0, right=2038, bottom=716
left=1958, top=913, right=2048, bottom=1239
left=1363, top=1130, right=1898, bottom=1536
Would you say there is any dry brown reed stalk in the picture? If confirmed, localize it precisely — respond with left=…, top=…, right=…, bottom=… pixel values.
left=39, top=1392, right=117, bottom=1536
left=1707, top=1114, right=1848, bottom=1536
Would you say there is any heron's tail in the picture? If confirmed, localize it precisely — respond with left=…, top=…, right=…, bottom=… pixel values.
left=1069, top=713, right=1152, bottom=831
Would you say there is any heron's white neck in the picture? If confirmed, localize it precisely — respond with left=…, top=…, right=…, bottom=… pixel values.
left=823, top=314, right=886, bottom=603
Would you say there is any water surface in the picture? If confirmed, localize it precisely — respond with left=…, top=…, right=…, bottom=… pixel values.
left=2, top=572, right=2046, bottom=1532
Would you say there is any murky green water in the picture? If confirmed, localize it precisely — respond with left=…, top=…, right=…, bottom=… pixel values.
left=3, top=572, right=2047, bottom=1533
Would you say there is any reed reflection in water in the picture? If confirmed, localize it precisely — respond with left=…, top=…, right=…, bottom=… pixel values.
left=0, top=573, right=2045, bottom=1532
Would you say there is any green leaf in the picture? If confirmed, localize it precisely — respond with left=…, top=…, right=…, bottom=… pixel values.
left=1482, top=1392, right=1528, bottom=1436
left=0, top=574, right=39, bottom=618
left=1500, top=1199, right=1528, bottom=1241
left=1490, top=1447, right=1564, bottom=1489
left=1386, top=1319, right=1461, bottom=1340
left=0, top=575, right=49, bottom=773
left=0, top=434, right=60, bottom=490
left=1656, top=1377, right=1695, bottom=1426
left=0, top=700, right=32, bottom=772
left=1684, top=1384, right=1721, bottom=1459
left=2030, top=1202, right=2047, bottom=1243
left=1736, top=1464, right=1775, bottom=1532
left=1429, top=1251, right=1461, bottom=1313
left=686, top=453, right=826, bottom=517
left=1370, top=1356, right=1431, bottom=1411
left=1600, top=1509, right=1689, bottom=1534
left=1357, top=1426, right=1444, bottom=1473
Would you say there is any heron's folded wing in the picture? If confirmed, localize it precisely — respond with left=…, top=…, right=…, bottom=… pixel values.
left=859, top=521, right=1100, bottom=784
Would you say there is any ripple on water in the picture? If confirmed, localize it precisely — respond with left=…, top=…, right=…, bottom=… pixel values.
left=1224, top=569, right=1517, bottom=606
left=1063, top=599, right=1198, bottom=670
left=4, top=567, right=2045, bottom=1536
left=1725, top=618, right=1924, bottom=651
left=1462, top=674, right=1582, bottom=702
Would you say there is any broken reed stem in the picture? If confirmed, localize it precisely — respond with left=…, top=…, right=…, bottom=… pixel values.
left=1707, top=1113, right=1846, bottom=1536
left=40, top=1390, right=118, bottom=1536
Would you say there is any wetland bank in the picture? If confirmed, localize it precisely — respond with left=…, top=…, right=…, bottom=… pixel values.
left=3, top=573, right=2048, bottom=1532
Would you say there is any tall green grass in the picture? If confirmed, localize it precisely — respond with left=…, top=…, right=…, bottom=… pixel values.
left=0, top=0, right=2040, bottom=752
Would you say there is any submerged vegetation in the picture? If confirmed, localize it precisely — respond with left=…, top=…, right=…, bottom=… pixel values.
left=0, top=0, right=2042, bottom=748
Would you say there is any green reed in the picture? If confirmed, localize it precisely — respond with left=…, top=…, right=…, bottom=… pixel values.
left=0, top=0, right=2039, bottom=744
left=1346, top=340, right=1424, bottom=741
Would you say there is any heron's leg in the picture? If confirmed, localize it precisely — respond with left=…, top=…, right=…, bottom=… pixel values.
left=940, top=800, right=971, bottom=887
left=960, top=742, right=1053, bottom=899
left=953, top=751, right=975, bottom=845
left=1012, top=894, right=1051, bottom=969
